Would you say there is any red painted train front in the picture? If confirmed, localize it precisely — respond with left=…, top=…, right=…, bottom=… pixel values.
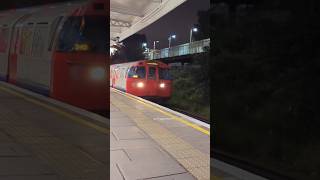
left=0, top=0, right=108, bottom=111
left=110, top=60, right=172, bottom=100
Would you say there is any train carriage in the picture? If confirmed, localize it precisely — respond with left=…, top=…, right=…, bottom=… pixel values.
left=110, top=60, right=172, bottom=100
left=0, top=0, right=108, bottom=111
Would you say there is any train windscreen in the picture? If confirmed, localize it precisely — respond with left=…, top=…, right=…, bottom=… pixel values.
left=159, top=68, right=172, bottom=80
left=128, top=66, right=146, bottom=79
left=57, top=16, right=107, bottom=53
left=148, top=67, right=156, bottom=80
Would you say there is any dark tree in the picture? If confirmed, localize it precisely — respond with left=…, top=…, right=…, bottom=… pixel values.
left=212, top=0, right=320, bottom=179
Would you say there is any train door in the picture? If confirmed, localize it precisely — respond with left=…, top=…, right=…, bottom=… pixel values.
left=146, top=65, right=158, bottom=96
left=27, top=22, right=51, bottom=90
left=8, top=27, right=20, bottom=84
left=0, top=26, right=10, bottom=80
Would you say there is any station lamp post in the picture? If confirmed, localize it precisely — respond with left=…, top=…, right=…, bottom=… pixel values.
left=189, top=27, right=198, bottom=44
left=142, top=42, right=147, bottom=49
left=168, top=35, right=176, bottom=49
left=142, top=42, right=149, bottom=52
left=153, top=41, right=159, bottom=51
left=142, top=43, right=150, bottom=59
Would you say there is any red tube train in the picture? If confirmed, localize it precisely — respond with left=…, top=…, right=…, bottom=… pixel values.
left=110, top=60, right=172, bottom=100
left=0, top=0, right=108, bottom=111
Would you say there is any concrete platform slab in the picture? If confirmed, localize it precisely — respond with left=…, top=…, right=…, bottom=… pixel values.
left=0, top=157, right=54, bottom=175
left=148, top=173, right=196, bottom=180
left=119, top=161, right=187, bottom=180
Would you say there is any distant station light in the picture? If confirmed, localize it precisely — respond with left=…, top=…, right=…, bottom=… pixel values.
left=142, top=43, right=147, bottom=48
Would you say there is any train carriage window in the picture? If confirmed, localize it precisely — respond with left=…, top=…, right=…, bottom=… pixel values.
left=148, top=67, right=156, bottom=80
left=159, top=68, right=172, bottom=80
left=20, top=25, right=34, bottom=56
left=32, top=26, right=49, bottom=57
left=0, top=28, right=9, bottom=53
left=57, top=16, right=107, bottom=53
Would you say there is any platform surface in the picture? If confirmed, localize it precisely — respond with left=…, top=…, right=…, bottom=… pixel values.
left=0, top=81, right=247, bottom=180
left=110, top=88, right=210, bottom=180
left=0, top=82, right=109, bottom=180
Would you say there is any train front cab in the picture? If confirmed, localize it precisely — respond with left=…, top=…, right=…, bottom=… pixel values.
left=51, top=0, right=109, bottom=111
left=126, top=61, right=172, bottom=99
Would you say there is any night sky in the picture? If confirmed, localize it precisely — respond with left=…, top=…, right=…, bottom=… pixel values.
left=138, top=0, right=210, bottom=49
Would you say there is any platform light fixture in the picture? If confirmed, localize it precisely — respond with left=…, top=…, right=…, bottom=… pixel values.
left=110, top=47, right=117, bottom=56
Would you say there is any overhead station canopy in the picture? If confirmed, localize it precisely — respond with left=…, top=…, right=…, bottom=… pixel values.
left=110, top=0, right=188, bottom=45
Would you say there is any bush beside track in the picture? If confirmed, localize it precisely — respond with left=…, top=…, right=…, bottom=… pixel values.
left=166, top=53, right=210, bottom=121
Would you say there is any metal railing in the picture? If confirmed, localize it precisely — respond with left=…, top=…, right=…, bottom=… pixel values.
left=146, top=38, right=210, bottom=60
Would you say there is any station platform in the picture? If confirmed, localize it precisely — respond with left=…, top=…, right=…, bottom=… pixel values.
left=110, top=88, right=210, bottom=180
left=0, top=82, right=109, bottom=180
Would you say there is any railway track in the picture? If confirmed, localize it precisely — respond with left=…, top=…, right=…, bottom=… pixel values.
left=170, top=107, right=210, bottom=124
left=155, top=102, right=210, bottom=124
left=213, top=150, right=297, bottom=180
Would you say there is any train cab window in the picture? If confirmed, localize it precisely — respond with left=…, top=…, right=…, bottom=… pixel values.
left=148, top=67, right=156, bottom=80
left=136, top=67, right=146, bottom=78
left=128, top=66, right=146, bottom=79
left=57, top=16, right=107, bottom=53
left=159, top=68, right=172, bottom=80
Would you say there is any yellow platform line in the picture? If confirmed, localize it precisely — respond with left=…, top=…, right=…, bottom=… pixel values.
left=0, top=86, right=108, bottom=134
left=112, top=89, right=210, bottom=135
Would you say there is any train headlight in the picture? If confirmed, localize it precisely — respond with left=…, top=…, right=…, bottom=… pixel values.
left=159, top=83, right=166, bottom=88
left=137, top=82, right=144, bottom=88
left=90, top=67, right=105, bottom=80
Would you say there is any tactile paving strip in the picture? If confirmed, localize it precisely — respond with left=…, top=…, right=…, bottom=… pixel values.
left=111, top=93, right=210, bottom=180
